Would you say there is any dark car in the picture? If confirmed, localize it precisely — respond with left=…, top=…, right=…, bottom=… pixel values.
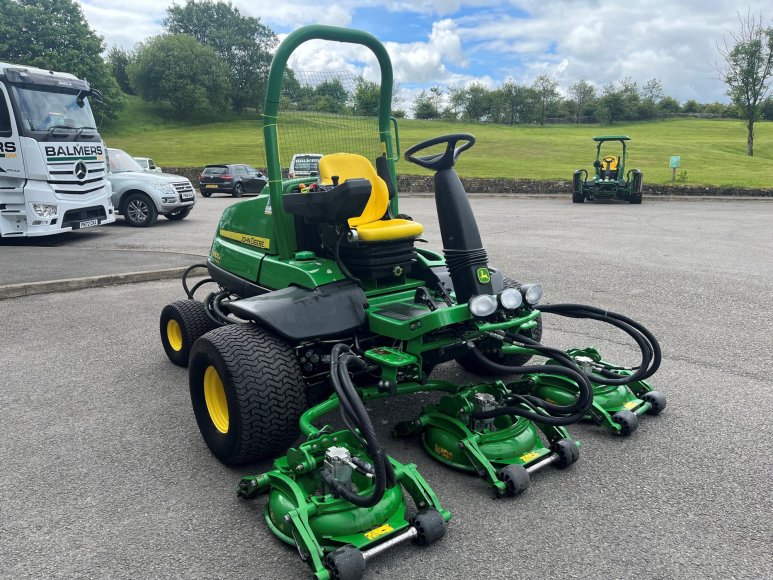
left=199, top=164, right=268, bottom=197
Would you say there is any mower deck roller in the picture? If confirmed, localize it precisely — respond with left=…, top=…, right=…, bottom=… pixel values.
left=158, top=24, right=667, bottom=580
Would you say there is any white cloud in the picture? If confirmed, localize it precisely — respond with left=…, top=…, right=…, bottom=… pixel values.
left=76, top=0, right=773, bottom=102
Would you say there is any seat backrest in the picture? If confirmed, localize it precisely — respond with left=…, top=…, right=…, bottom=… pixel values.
left=319, top=153, right=389, bottom=227
left=601, top=155, right=619, bottom=171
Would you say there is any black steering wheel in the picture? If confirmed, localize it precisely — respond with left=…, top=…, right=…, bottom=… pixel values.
left=404, top=133, right=475, bottom=171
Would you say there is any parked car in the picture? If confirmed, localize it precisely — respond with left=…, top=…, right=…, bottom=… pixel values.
left=106, top=148, right=196, bottom=227
left=199, top=164, right=268, bottom=197
left=133, top=156, right=162, bottom=173
left=288, top=153, right=323, bottom=179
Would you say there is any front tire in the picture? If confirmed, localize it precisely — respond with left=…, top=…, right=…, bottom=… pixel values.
left=123, top=192, right=158, bottom=227
left=164, top=207, right=192, bottom=221
left=160, top=300, right=218, bottom=367
left=456, top=278, right=543, bottom=375
left=189, top=324, right=306, bottom=465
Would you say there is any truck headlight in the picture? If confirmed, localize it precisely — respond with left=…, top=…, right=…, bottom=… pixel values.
left=152, top=181, right=176, bottom=195
left=469, top=294, right=498, bottom=317
left=499, top=288, right=523, bottom=310
left=32, top=203, right=57, bottom=218
left=520, top=283, right=543, bottom=305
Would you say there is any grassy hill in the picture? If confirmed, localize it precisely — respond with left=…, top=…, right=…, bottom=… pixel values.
left=102, top=96, right=773, bottom=188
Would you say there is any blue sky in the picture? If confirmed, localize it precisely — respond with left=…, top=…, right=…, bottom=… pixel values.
left=77, top=0, right=772, bottom=107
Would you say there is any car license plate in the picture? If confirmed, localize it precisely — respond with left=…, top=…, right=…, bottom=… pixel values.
left=181, top=192, right=194, bottom=200
left=79, top=218, right=98, bottom=229
left=206, top=184, right=218, bottom=188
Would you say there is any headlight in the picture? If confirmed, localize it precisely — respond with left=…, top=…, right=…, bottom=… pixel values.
left=521, top=283, right=543, bottom=305
left=469, top=294, right=498, bottom=317
left=499, top=288, right=523, bottom=310
left=32, top=203, right=57, bottom=217
left=151, top=181, right=176, bottom=195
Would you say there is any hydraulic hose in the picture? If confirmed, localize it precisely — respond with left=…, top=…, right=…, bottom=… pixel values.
left=324, top=344, right=395, bottom=507
left=538, top=303, right=661, bottom=383
left=468, top=348, right=594, bottom=426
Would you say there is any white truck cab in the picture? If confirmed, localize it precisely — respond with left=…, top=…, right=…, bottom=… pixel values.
left=0, top=62, right=115, bottom=237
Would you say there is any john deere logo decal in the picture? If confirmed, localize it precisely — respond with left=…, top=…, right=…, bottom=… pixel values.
left=477, top=267, right=491, bottom=284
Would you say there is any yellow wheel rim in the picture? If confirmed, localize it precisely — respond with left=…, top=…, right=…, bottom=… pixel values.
left=204, top=365, right=229, bottom=434
left=167, top=319, right=183, bottom=352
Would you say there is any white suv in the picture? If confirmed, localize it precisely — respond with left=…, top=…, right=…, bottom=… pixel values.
left=106, top=148, right=196, bottom=227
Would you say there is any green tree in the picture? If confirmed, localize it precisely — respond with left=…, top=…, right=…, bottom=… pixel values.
left=715, top=11, right=773, bottom=155
left=491, top=81, right=536, bottom=125
left=413, top=87, right=442, bottom=119
left=618, top=77, right=641, bottom=120
left=0, top=0, right=125, bottom=120
left=658, top=96, right=681, bottom=115
left=313, top=79, right=348, bottom=113
left=463, top=83, right=492, bottom=121
left=567, top=79, right=596, bottom=123
left=532, top=74, right=559, bottom=126
left=682, top=99, right=701, bottom=114
left=107, top=46, right=133, bottom=95
left=128, top=34, right=230, bottom=120
left=163, top=0, right=277, bottom=113
left=353, top=77, right=380, bottom=117
left=597, top=83, right=626, bottom=124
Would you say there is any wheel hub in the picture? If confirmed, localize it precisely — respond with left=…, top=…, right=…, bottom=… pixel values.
left=166, top=319, right=183, bottom=351
left=204, top=365, right=229, bottom=433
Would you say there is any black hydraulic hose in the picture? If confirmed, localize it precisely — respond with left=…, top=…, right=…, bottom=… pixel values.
left=324, top=344, right=394, bottom=507
left=181, top=263, right=212, bottom=298
left=538, top=303, right=661, bottom=382
left=468, top=349, right=594, bottom=426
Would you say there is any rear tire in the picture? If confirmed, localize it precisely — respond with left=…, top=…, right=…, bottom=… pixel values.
left=189, top=324, right=306, bottom=465
left=164, top=207, right=192, bottom=221
left=456, top=278, right=542, bottom=375
left=201, top=190, right=212, bottom=198
left=160, top=300, right=218, bottom=367
left=232, top=182, right=244, bottom=197
left=572, top=191, right=585, bottom=203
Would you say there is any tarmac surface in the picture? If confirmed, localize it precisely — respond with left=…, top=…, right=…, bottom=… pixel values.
left=1, top=195, right=772, bottom=579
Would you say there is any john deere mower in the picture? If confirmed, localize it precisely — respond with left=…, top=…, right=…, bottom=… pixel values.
left=159, top=25, right=665, bottom=580
left=572, top=136, right=643, bottom=203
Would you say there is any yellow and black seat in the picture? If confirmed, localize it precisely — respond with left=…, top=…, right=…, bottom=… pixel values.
left=600, top=155, right=620, bottom=179
left=319, top=153, right=423, bottom=242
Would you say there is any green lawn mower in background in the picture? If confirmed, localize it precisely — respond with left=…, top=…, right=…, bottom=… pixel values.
left=159, top=25, right=665, bottom=580
left=573, top=136, right=644, bottom=203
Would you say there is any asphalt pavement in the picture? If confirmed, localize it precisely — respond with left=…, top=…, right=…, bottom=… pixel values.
left=1, top=196, right=771, bottom=579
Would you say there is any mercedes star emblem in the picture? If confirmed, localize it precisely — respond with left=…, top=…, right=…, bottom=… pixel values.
left=74, top=161, right=87, bottom=181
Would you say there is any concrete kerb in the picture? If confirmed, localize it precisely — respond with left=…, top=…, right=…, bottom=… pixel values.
left=0, top=267, right=189, bottom=300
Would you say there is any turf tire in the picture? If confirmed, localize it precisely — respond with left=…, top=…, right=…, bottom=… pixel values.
left=160, top=299, right=218, bottom=367
left=189, top=324, right=306, bottom=465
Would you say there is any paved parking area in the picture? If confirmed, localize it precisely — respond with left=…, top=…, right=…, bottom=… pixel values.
left=1, top=197, right=771, bottom=579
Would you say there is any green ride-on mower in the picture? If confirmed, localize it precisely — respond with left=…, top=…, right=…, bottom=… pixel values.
left=159, top=25, right=665, bottom=580
left=572, top=136, right=643, bottom=203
